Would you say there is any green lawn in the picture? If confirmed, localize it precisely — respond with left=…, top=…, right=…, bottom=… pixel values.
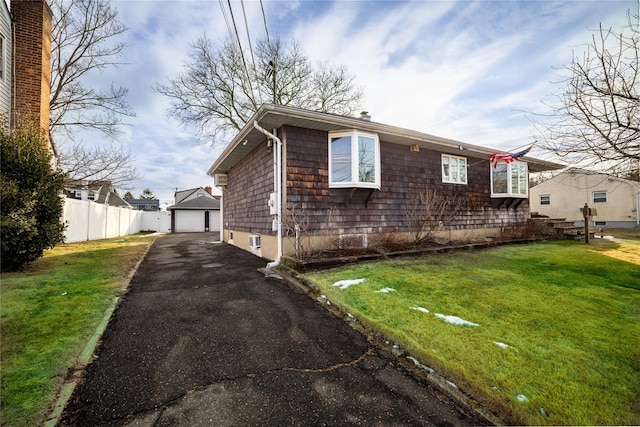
left=0, top=234, right=160, bottom=427
left=307, top=237, right=640, bottom=425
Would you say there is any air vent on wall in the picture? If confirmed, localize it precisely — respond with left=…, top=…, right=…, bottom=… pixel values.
left=214, top=174, right=228, bottom=186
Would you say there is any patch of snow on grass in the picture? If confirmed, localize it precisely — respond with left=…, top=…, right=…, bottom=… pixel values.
left=407, top=356, right=434, bottom=373
left=332, top=278, right=365, bottom=289
left=435, top=313, right=479, bottom=327
left=409, top=307, right=430, bottom=313
left=494, top=342, right=509, bottom=349
left=516, top=394, right=529, bottom=403
left=375, top=287, right=396, bottom=293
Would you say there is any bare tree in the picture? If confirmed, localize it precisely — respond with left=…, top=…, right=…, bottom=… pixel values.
left=155, top=35, right=363, bottom=143
left=58, top=143, right=140, bottom=188
left=49, top=0, right=134, bottom=140
left=283, top=204, right=312, bottom=259
left=404, top=188, right=465, bottom=244
left=534, top=12, right=639, bottom=168
left=49, top=0, right=138, bottom=187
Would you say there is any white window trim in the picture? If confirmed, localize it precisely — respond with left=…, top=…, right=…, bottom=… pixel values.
left=592, top=191, right=608, bottom=204
left=539, top=195, right=551, bottom=206
left=490, top=161, right=528, bottom=198
left=328, top=130, right=381, bottom=189
left=441, top=154, right=468, bottom=185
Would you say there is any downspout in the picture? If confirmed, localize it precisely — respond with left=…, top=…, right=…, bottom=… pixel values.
left=253, top=121, right=282, bottom=267
left=636, top=191, right=639, bottom=227
left=219, top=189, right=224, bottom=242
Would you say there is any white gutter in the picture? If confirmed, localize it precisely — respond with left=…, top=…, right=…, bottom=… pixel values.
left=253, top=120, right=282, bottom=266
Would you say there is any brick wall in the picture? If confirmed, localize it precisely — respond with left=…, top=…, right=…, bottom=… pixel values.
left=11, top=0, right=52, bottom=132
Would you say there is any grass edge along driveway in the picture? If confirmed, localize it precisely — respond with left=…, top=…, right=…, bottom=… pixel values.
left=307, top=239, right=640, bottom=426
left=1, top=234, right=161, bottom=427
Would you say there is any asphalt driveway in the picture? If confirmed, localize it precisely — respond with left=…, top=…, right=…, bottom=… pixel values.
left=60, top=233, right=482, bottom=426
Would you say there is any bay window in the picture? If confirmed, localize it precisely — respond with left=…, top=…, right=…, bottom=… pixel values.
left=491, top=161, right=528, bottom=197
left=329, top=130, right=380, bottom=189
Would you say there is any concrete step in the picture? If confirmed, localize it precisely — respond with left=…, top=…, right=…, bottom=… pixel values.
left=530, top=218, right=567, bottom=223
left=553, top=222, right=579, bottom=229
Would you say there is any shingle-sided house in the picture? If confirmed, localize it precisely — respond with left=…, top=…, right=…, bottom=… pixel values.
left=208, top=104, right=563, bottom=262
left=65, top=180, right=132, bottom=208
left=530, top=168, right=640, bottom=228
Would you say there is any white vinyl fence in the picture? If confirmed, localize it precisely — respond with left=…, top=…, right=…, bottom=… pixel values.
left=62, top=198, right=171, bottom=243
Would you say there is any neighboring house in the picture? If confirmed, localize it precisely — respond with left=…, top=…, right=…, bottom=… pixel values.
left=166, top=187, right=221, bottom=233
left=127, top=199, right=161, bottom=212
left=174, top=186, right=216, bottom=204
left=530, top=168, right=640, bottom=228
left=65, top=180, right=132, bottom=208
left=0, top=0, right=11, bottom=126
left=207, top=104, right=563, bottom=261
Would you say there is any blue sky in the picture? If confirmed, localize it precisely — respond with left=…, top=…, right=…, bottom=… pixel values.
left=67, top=0, right=636, bottom=206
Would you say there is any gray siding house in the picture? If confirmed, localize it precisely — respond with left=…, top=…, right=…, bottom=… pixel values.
left=0, top=0, right=11, bottom=126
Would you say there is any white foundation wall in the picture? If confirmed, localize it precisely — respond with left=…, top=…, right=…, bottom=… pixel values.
left=62, top=198, right=171, bottom=243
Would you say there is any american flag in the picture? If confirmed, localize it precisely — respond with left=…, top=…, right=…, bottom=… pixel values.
left=489, top=146, right=532, bottom=168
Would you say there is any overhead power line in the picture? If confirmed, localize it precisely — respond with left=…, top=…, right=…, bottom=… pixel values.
left=218, top=0, right=234, bottom=45
left=240, top=0, right=256, bottom=69
left=259, top=0, right=271, bottom=46
left=225, top=0, right=256, bottom=102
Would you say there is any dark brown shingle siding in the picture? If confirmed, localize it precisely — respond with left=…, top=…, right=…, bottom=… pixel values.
left=224, top=140, right=274, bottom=234
left=284, top=125, right=528, bottom=235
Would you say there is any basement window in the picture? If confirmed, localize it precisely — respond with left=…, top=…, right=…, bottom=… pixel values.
left=329, top=130, right=380, bottom=189
left=491, top=161, right=528, bottom=198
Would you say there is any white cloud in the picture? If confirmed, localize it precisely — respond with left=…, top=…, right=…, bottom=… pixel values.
left=61, top=0, right=637, bottom=203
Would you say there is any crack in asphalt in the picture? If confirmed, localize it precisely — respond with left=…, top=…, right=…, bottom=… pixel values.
left=245, top=347, right=377, bottom=377
left=114, top=348, right=378, bottom=427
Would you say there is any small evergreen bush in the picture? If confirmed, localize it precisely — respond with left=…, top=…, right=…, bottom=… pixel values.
left=1, top=120, right=66, bottom=271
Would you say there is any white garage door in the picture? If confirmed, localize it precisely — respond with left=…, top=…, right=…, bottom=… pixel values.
left=175, top=210, right=205, bottom=232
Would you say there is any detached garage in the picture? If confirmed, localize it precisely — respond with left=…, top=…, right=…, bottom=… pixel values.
left=167, top=196, right=220, bottom=233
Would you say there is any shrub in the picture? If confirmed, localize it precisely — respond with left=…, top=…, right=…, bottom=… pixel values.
left=0, top=120, right=66, bottom=271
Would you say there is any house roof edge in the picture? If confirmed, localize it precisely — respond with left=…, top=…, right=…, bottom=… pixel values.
left=207, top=105, right=565, bottom=175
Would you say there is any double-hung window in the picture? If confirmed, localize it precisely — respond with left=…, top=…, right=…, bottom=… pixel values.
left=491, top=161, right=528, bottom=197
left=592, top=191, right=607, bottom=203
left=442, top=154, right=467, bottom=184
left=329, top=130, right=380, bottom=189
